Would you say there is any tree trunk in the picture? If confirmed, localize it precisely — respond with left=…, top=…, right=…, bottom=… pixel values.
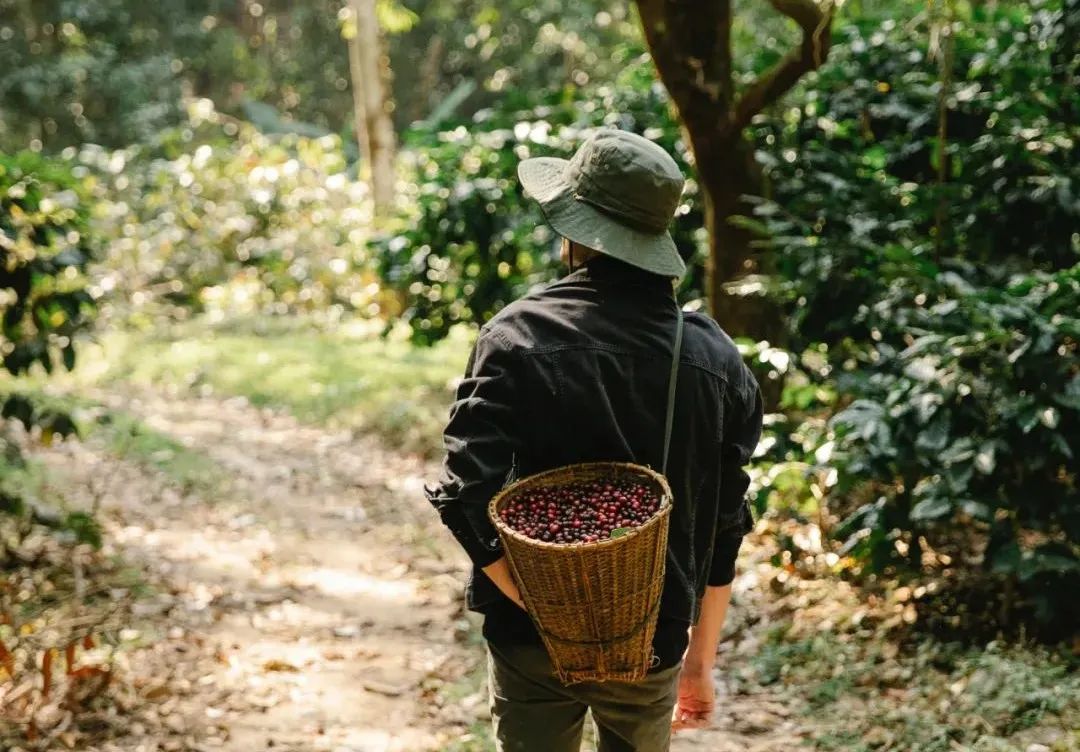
left=697, top=136, right=760, bottom=331
left=411, top=35, right=445, bottom=123
left=346, top=8, right=370, bottom=176
left=692, top=129, right=785, bottom=407
left=346, top=0, right=396, bottom=214
left=637, top=0, right=834, bottom=338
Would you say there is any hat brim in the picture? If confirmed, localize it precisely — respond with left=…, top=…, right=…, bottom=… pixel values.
left=518, top=157, right=687, bottom=279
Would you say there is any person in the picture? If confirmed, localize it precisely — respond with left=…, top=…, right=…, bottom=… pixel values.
left=426, top=128, right=763, bottom=752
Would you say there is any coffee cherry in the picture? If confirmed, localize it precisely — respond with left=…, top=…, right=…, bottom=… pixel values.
left=501, top=478, right=662, bottom=545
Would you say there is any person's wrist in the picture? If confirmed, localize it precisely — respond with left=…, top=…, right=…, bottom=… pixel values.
left=681, top=654, right=714, bottom=677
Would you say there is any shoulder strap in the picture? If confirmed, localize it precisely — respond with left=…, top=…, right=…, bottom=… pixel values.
left=661, top=306, right=684, bottom=477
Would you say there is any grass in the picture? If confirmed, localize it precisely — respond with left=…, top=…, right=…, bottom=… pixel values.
left=84, top=316, right=470, bottom=456
left=0, top=385, right=227, bottom=496
left=95, top=408, right=228, bottom=494
left=441, top=722, right=495, bottom=752
left=746, top=623, right=1080, bottom=751
left=0, top=441, right=52, bottom=516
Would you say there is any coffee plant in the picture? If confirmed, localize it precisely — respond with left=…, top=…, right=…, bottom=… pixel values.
left=0, top=151, right=92, bottom=440
left=830, top=266, right=1079, bottom=632
left=374, top=49, right=706, bottom=345
left=1, top=150, right=97, bottom=540
left=747, top=2, right=1079, bottom=632
left=76, top=103, right=380, bottom=323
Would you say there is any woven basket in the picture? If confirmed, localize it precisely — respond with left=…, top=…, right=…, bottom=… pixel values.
left=488, top=461, right=672, bottom=685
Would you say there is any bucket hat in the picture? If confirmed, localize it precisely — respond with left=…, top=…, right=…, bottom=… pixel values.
left=518, top=128, right=687, bottom=279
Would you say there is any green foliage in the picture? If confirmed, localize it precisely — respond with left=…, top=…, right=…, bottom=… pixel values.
left=392, top=1, right=641, bottom=127
left=77, top=105, right=377, bottom=322
left=0, top=151, right=103, bottom=544
left=747, top=2, right=1080, bottom=630
left=376, top=125, right=557, bottom=342
left=89, top=317, right=469, bottom=457
left=1, top=150, right=94, bottom=447
left=749, top=625, right=1079, bottom=751
left=0, top=0, right=647, bottom=154
left=377, top=51, right=705, bottom=344
left=1, top=393, right=78, bottom=442
left=0, top=151, right=94, bottom=376
left=748, top=4, right=1078, bottom=350
left=0, top=0, right=356, bottom=153
left=829, top=266, right=1079, bottom=620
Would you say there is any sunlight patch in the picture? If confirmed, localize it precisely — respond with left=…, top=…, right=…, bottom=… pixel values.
left=295, top=567, right=417, bottom=601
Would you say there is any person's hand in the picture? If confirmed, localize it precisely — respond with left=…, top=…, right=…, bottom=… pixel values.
left=481, top=556, right=527, bottom=610
left=672, top=664, right=715, bottom=732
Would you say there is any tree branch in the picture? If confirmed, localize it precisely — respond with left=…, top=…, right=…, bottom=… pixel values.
left=637, top=0, right=686, bottom=104
left=637, top=0, right=734, bottom=160
left=639, top=1, right=722, bottom=107
left=730, top=0, right=834, bottom=133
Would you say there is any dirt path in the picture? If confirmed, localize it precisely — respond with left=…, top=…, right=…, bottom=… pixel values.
left=40, top=388, right=802, bottom=752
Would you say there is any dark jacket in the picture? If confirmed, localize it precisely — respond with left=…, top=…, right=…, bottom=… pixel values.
left=426, top=255, right=763, bottom=668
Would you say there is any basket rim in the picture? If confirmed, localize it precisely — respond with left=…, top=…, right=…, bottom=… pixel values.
left=487, top=461, right=673, bottom=553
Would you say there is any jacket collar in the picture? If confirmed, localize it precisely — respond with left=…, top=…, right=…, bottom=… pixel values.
left=564, top=255, right=675, bottom=295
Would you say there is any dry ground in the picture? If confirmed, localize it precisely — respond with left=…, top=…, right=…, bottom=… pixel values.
left=25, top=386, right=803, bottom=752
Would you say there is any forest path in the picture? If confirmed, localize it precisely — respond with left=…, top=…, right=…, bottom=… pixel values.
left=42, top=386, right=802, bottom=752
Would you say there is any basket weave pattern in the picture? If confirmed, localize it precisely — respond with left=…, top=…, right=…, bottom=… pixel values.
left=488, top=461, right=672, bottom=684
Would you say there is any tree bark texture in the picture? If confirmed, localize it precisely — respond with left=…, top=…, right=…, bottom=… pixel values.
left=637, top=0, right=833, bottom=338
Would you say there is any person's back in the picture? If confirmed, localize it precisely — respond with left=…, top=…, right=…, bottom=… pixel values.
left=427, top=128, right=763, bottom=752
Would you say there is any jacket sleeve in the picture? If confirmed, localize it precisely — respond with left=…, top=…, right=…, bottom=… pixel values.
left=425, top=328, right=520, bottom=568
left=708, top=363, right=764, bottom=586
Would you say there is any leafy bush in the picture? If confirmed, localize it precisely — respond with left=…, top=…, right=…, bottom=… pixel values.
left=0, top=150, right=93, bottom=439
left=748, top=2, right=1078, bottom=348
left=0, top=1, right=358, bottom=154
left=747, top=2, right=1079, bottom=632
left=77, top=102, right=380, bottom=323
left=830, top=266, right=1079, bottom=631
left=1, top=151, right=98, bottom=545
left=376, top=50, right=706, bottom=344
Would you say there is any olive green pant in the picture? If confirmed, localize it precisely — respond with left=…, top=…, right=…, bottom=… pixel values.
left=487, top=642, right=681, bottom=752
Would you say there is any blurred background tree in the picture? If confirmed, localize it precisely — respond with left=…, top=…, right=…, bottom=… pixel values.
left=342, top=0, right=400, bottom=212
left=0, top=0, right=643, bottom=153
left=0, top=149, right=99, bottom=543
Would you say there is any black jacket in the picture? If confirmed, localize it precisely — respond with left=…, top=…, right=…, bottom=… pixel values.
left=426, top=256, right=763, bottom=668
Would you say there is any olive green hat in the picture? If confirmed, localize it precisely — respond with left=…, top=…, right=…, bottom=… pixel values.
left=517, top=128, right=687, bottom=279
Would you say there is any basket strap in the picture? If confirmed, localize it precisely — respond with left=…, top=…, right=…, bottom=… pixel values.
left=661, top=306, right=684, bottom=478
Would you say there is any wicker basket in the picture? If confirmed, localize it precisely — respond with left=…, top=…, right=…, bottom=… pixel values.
left=488, top=461, right=672, bottom=685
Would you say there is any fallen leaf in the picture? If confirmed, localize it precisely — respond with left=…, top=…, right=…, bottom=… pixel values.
left=261, top=659, right=300, bottom=673
left=143, top=682, right=172, bottom=701
left=361, top=678, right=412, bottom=697
left=41, top=648, right=54, bottom=700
